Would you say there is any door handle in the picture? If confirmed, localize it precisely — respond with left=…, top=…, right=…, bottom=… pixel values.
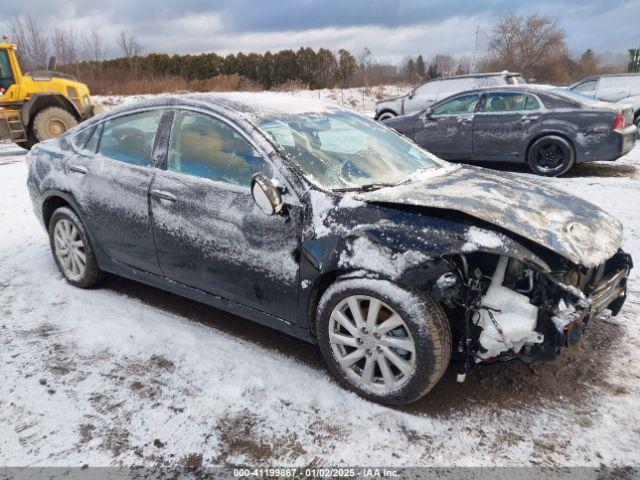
left=69, top=164, right=88, bottom=174
left=151, top=190, right=177, bottom=202
left=521, top=116, right=539, bottom=123
left=458, top=118, right=472, bottom=125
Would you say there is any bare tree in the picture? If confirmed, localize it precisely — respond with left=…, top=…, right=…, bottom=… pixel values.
left=83, top=28, right=104, bottom=63
left=117, top=31, right=142, bottom=72
left=5, top=15, right=49, bottom=70
left=431, top=54, right=456, bottom=77
left=117, top=31, right=141, bottom=58
left=51, top=26, right=79, bottom=68
left=489, top=14, right=565, bottom=78
left=455, top=55, right=473, bottom=75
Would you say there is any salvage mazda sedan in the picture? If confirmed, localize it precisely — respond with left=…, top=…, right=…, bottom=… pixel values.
left=383, top=85, right=638, bottom=176
left=26, top=93, right=632, bottom=405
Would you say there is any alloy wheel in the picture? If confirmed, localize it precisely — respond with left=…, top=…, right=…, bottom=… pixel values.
left=328, top=295, right=416, bottom=392
left=53, top=218, right=87, bottom=281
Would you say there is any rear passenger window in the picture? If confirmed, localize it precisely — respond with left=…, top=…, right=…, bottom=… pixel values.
left=71, top=126, right=96, bottom=151
left=483, top=92, right=534, bottom=112
left=168, top=111, right=264, bottom=187
left=84, top=125, right=100, bottom=153
left=98, top=111, right=161, bottom=166
left=525, top=95, right=541, bottom=110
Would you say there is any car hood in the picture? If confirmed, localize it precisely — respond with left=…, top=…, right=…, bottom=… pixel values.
left=357, top=165, right=623, bottom=268
left=376, top=94, right=407, bottom=106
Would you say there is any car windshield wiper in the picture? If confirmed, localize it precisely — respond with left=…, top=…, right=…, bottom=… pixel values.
left=332, top=177, right=413, bottom=193
left=332, top=182, right=400, bottom=193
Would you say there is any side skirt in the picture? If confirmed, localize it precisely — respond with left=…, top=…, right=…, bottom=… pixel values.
left=97, top=255, right=316, bottom=344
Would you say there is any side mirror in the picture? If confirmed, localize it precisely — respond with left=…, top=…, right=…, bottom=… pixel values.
left=408, top=90, right=415, bottom=100
left=421, top=107, right=433, bottom=119
left=251, top=173, right=283, bottom=215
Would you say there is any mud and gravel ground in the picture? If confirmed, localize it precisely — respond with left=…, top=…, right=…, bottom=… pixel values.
left=1, top=137, right=639, bottom=467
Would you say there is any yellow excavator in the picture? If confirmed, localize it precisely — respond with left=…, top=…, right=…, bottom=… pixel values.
left=0, top=40, right=96, bottom=149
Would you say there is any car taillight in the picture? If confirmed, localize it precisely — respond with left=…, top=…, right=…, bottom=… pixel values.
left=613, top=111, right=626, bottom=130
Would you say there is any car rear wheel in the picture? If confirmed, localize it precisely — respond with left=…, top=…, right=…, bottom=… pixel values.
left=377, top=111, right=397, bottom=121
left=48, top=207, right=102, bottom=288
left=316, top=278, right=451, bottom=405
left=32, top=107, right=78, bottom=143
left=527, top=135, right=575, bottom=177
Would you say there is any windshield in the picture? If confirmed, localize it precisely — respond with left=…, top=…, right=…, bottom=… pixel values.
left=257, top=110, right=441, bottom=190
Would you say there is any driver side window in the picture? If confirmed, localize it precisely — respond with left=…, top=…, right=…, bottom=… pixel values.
left=168, top=111, right=264, bottom=187
left=431, top=93, right=480, bottom=116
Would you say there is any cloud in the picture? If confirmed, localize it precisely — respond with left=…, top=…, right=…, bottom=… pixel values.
left=1, top=0, right=638, bottom=60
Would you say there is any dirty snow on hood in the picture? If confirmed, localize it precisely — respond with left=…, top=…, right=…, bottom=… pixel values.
left=360, top=165, right=623, bottom=268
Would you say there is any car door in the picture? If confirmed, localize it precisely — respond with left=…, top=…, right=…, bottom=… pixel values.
left=66, top=109, right=164, bottom=274
left=149, top=109, right=303, bottom=321
left=412, top=92, right=480, bottom=159
left=472, top=91, right=542, bottom=160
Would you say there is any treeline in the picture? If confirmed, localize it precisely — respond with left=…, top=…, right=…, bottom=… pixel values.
left=78, top=48, right=361, bottom=91
left=5, top=14, right=632, bottom=96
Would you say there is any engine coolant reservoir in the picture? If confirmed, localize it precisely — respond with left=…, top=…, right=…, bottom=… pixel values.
left=476, top=256, right=543, bottom=360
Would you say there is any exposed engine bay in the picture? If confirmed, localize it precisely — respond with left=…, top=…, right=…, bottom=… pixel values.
left=433, top=250, right=632, bottom=380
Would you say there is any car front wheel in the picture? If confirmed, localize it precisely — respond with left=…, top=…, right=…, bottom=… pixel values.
left=377, top=111, right=397, bottom=121
left=316, top=278, right=451, bottom=405
left=48, top=206, right=102, bottom=288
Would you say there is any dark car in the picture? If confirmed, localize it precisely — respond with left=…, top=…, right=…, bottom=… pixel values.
left=26, top=94, right=632, bottom=405
left=383, top=85, right=638, bottom=176
left=570, top=74, right=640, bottom=127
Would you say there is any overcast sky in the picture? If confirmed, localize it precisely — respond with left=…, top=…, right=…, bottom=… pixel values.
left=2, top=0, right=639, bottom=62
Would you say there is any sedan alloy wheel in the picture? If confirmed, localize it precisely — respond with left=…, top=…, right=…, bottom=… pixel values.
left=328, top=295, right=417, bottom=391
left=53, top=218, right=87, bottom=282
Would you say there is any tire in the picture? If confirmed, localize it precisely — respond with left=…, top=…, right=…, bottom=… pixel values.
left=16, top=141, right=33, bottom=150
left=316, top=278, right=451, bottom=405
left=377, top=111, right=397, bottom=121
left=527, top=135, right=575, bottom=177
left=635, top=114, right=640, bottom=129
left=48, top=207, right=102, bottom=288
left=32, top=107, right=78, bottom=143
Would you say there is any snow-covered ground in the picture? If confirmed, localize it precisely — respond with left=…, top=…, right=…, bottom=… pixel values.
left=1, top=106, right=639, bottom=467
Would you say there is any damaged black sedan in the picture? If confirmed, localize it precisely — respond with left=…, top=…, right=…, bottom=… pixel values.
left=26, top=94, right=632, bottom=405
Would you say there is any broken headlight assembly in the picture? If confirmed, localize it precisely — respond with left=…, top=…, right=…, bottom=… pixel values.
left=441, top=253, right=611, bottom=382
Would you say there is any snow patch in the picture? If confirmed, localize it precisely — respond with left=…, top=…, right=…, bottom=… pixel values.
left=338, top=237, right=430, bottom=280
left=462, top=226, right=505, bottom=252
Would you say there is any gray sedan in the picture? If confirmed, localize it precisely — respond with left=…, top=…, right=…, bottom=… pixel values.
left=384, top=86, right=638, bottom=176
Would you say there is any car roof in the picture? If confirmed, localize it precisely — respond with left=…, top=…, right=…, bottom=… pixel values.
left=436, top=71, right=522, bottom=79
left=440, top=84, right=554, bottom=95
left=89, top=92, right=344, bottom=124
left=575, top=73, right=640, bottom=82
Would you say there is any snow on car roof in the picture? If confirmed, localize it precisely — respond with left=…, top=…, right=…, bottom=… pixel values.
left=91, top=92, right=343, bottom=123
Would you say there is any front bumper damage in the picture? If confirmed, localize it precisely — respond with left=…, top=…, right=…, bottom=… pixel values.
left=438, top=250, right=632, bottom=379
